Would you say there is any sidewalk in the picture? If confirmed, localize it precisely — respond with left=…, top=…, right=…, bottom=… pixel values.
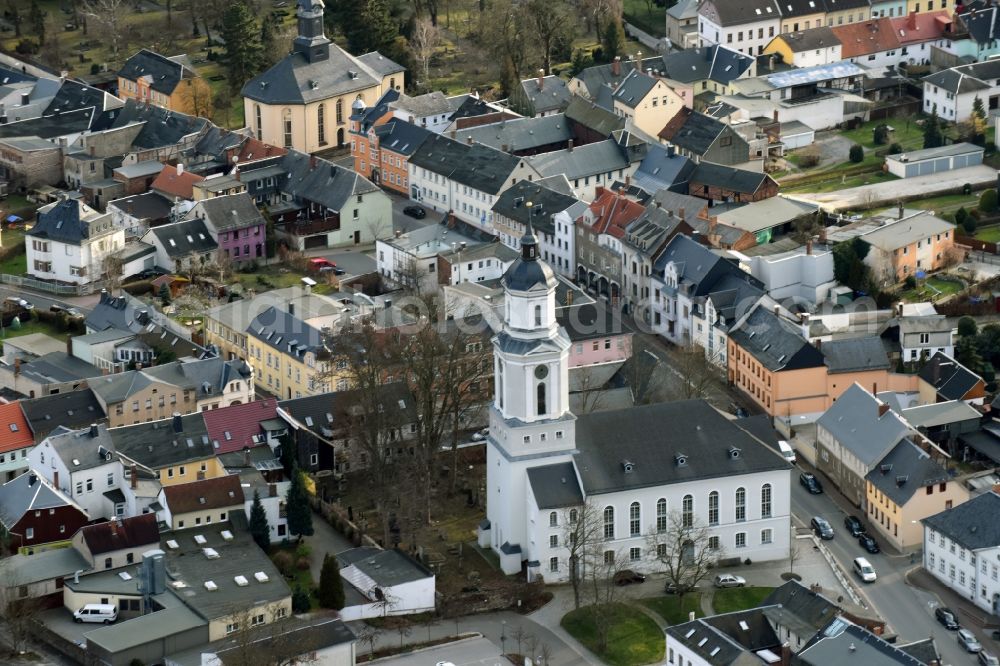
left=906, top=566, right=999, bottom=628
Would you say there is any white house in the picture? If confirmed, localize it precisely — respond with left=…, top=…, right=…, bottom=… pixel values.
left=699, top=0, right=782, bottom=57
left=526, top=139, right=639, bottom=202
left=923, top=59, right=1000, bottom=123
left=479, top=228, right=791, bottom=582
left=743, top=242, right=836, bottom=306
left=375, top=223, right=488, bottom=292
left=26, top=199, right=125, bottom=286
left=28, top=424, right=124, bottom=521
left=922, top=491, right=1000, bottom=615
left=337, top=547, right=436, bottom=620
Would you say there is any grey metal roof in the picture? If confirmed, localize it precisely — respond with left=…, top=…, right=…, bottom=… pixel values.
left=901, top=400, right=980, bottom=429
left=887, top=142, right=983, bottom=162
left=612, top=70, right=658, bottom=108
left=107, top=191, right=172, bottom=221
left=502, top=237, right=557, bottom=292
left=19, top=351, right=100, bottom=384
left=798, top=618, right=927, bottom=666
left=664, top=111, right=727, bottom=156
left=520, top=75, right=573, bottom=114
left=564, top=95, right=626, bottom=137
left=777, top=26, right=839, bottom=51
left=865, top=439, right=949, bottom=506
left=0, top=545, right=90, bottom=585
left=278, top=383, right=417, bottom=437
left=91, top=358, right=249, bottom=405
left=666, top=608, right=780, bottom=664
left=526, top=462, right=583, bottom=508
left=0, top=471, right=82, bottom=529
left=661, top=45, right=755, bottom=85
left=337, top=547, right=434, bottom=586
left=896, top=638, right=941, bottom=665
left=110, top=412, right=213, bottom=469
left=392, top=90, right=453, bottom=118
left=816, top=383, right=910, bottom=468
left=19, top=388, right=106, bottom=441
left=961, top=6, right=1000, bottom=46
left=108, top=100, right=210, bottom=150
left=761, top=581, right=864, bottom=638
left=634, top=145, right=695, bottom=193
left=701, top=0, right=780, bottom=27
left=84, top=604, right=206, bottom=654
left=454, top=114, right=573, bottom=153
left=242, top=43, right=402, bottom=105
left=42, top=423, right=117, bottom=473
left=822, top=337, right=891, bottom=373
left=780, top=0, right=828, bottom=18
left=574, top=399, right=789, bottom=494
left=185, top=192, right=266, bottom=233
left=918, top=352, right=982, bottom=401
left=147, top=217, right=218, bottom=258
left=922, top=490, right=1000, bottom=550
left=715, top=196, right=817, bottom=234
left=691, top=162, right=774, bottom=195
left=729, top=306, right=824, bottom=372
left=528, top=139, right=630, bottom=180
left=492, top=180, right=581, bottom=235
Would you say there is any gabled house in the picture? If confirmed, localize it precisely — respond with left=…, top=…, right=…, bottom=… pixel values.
left=71, top=513, right=160, bottom=570
left=0, top=470, right=89, bottom=552
left=860, top=211, right=956, bottom=285
left=659, top=108, right=753, bottom=167
left=26, top=198, right=125, bottom=286
left=451, top=115, right=574, bottom=156
left=611, top=70, right=687, bottom=138
left=527, top=137, right=640, bottom=202
left=956, top=5, right=1000, bottom=61
left=575, top=186, right=649, bottom=307
left=247, top=306, right=333, bottom=400
left=106, top=191, right=173, bottom=238
left=698, top=0, right=782, bottom=57
left=897, top=315, right=954, bottom=364
left=337, top=547, right=436, bottom=620
left=667, top=0, right=701, bottom=49
left=202, top=398, right=280, bottom=454
left=666, top=607, right=782, bottom=666
left=923, top=58, right=1000, bottom=122
left=518, top=73, right=573, bottom=117
left=150, top=163, right=205, bottom=202
left=689, top=162, right=779, bottom=204
left=764, top=27, right=842, bottom=68
left=918, top=351, right=986, bottom=405
left=140, top=217, right=219, bottom=272
left=158, top=474, right=244, bottom=531
left=184, top=193, right=266, bottom=264
left=761, top=580, right=886, bottom=650
left=349, top=91, right=432, bottom=195
left=19, top=389, right=106, bottom=444
left=0, top=136, right=63, bottom=189
left=778, top=0, right=828, bottom=35
left=797, top=616, right=936, bottom=666
left=28, top=423, right=120, bottom=521
left=0, top=402, right=32, bottom=482
left=117, top=49, right=210, bottom=114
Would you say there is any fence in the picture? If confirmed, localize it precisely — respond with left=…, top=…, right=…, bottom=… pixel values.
left=0, top=273, right=105, bottom=296
left=956, top=235, right=998, bottom=254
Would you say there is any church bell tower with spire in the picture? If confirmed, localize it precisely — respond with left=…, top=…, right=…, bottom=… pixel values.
left=294, top=0, right=331, bottom=63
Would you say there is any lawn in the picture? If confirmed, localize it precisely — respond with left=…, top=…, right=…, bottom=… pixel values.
left=975, top=225, right=1000, bottom=243
left=0, top=318, right=70, bottom=342
left=562, top=603, right=665, bottom=666
left=230, top=267, right=334, bottom=295
left=0, top=249, right=26, bottom=276
left=711, top=586, right=775, bottom=615
left=623, top=0, right=666, bottom=38
left=906, top=193, right=981, bottom=217
left=639, top=594, right=703, bottom=626
left=841, top=118, right=926, bottom=152
left=783, top=168, right=897, bottom=194
left=898, top=275, right=965, bottom=302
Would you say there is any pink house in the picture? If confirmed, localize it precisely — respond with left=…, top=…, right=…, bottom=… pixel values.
left=558, top=302, right=633, bottom=390
left=186, top=192, right=267, bottom=263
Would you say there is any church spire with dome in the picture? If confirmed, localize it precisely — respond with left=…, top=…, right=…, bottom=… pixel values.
left=294, top=0, right=330, bottom=63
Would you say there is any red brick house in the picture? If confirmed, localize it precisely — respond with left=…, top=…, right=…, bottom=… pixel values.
left=0, top=471, right=89, bottom=553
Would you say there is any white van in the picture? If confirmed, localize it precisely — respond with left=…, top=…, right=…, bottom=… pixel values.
left=778, top=440, right=796, bottom=464
left=73, top=603, right=118, bottom=624
left=853, top=557, right=877, bottom=583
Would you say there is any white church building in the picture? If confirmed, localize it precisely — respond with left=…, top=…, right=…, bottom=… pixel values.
left=480, top=227, right=792, bottom=582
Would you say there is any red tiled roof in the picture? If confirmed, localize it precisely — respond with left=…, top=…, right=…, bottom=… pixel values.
left=80, top=514, right=159, bottom=555
left=831, top=19, right=901, bottom=58
left=235, top=137, right=287, bottom=163
left=150, top=164, right=205, bottom=200
left=202, top=399, right=278, bottom=454
left=890, top=10, right=952, bottom=45
left=0, top=402, right=33, bottom=454
left=658, top=107, right=692, bottom=142
left=162, top=475, right=245, bottom=515
left=582, top=188, right=645, bottom=239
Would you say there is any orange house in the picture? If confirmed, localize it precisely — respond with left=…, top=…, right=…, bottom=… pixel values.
left=860, top=212, right=956, bottom=285
left=350, top=92, right=432, bottom=196
left=117, top=49, right=211, bottom=116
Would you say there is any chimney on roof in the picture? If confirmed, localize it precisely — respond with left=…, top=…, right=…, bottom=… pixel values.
left=310, top=155, right=317, bottom=169
left=176, top=163, right=183, bottom=176
left=909, top=10, right=917, bottom=29
left=612, top=56, right=621, bottom=76
left=806, top=240, right=813, bottom=255
left=172, top=412, right=183, bottom=434
left=110, top=518, right=117, bottom=536
left=28, top=472, right=36, bottom=486
left=537, top=69, right=545, bottom=91
left=780, top=643, right=791, bottom=666
left=467, top=136, right=474, bottom=145
left=568, top=139, right=574, bottom=152
left=625, top=174, right=631, bottom=189
left=90, top=423, right=99, bottom=438
left=14, top=358, right=19, bottom=376
left=773, top=305, right=780, bottom=316
left=288, top=302, right=295, bottom=317
left=21, top=92, right=29, bottom=106
left=679, top=207, right=685, bottom=221
left=637, top=52, right=643, bottom=73
left=501, top=143, right=509, bottom=153
left=878, top=402, right=890, bottom=417
left=898, top=201, right=905, bottom=220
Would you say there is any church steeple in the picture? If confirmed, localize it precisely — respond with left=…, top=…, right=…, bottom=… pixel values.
left=294, top=0, right=330, bottom=63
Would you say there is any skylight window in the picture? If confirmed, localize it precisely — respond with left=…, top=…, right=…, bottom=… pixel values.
left=9, top=423, right=17, bottom=432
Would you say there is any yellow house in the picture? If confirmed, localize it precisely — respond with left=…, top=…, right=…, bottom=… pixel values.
left=611, top=70, right=688, bottom=137
left=864, top=439, right=968, bottom=550
left=764, top=27, right=843, bottom=68
left=241, top=0, right=404, bottom=153
left=247, top=306, right=338, bottom=400
left=117, top=49, right=212, bottom=116
left=160, top=474, right=245, bottom=530
left=824, top=0, right=871, bottom=26
left=113, top=413, right=229, bottom=488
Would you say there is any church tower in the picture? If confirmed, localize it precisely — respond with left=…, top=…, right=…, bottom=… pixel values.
left=294, top=0, right=331, bottom=63
left=484, top=226, right=576, bottom=574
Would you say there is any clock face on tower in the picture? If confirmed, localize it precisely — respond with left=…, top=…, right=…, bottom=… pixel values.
left=534, top=365, right=549, bottom=379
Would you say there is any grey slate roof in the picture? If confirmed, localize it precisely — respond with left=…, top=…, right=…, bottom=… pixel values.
left=43, top=423, right=117, bottom=473
left=612, top=71, right=658, bottom=108
left=20, top=352, right=101, bottom=384
left=27, top=200, right=114, bottom=245
left=901, top=400, right=981, bottom=429
left=896, top=638, right=941, bottom=665
left=147, top=217, right=218, bottom=258
left=528, top=139, right=630, bottom=180
left=19, top=389, right=106, bottom=441
left=922, top=490, right=1000, bottom=550
left=338, top=547, right=434, bottom=586
left=574, top=399, right=789, bottom=495
left=778, top=26, right=840, bottom=51
left=492, top=180, right=581, bottom=235
left=454, top=114, right=573, bottom=153
left=108, top=100, right=210, bottom=150
left=691, top=162, right=774, bottom=195
left=919, top=352, right=983, bottom=401
left=666, top=608, right=780, bottom=665
left=729, top=306, right=824, bottom=372
left=702, top=0, right=780, bottom=27
left=760, top=581, right=855, bottom=639
left=409, top=133, right=526, bottom=195
left=247, top=306, right=327, bottom=361
left=660, top=45, right=755, bottom=85
left=90, top=358, right=249, bottom=405
left=816, top=383, right=910, bottom=468
left=822, top=336, right=892, bottom=373
left=865, top=439, right=949, bottom=506
left=185, top=192, right=265, bottom=232
left=372, top=119, right=432, bottom=156
left=526, top=462, right=584, bottom=508
left=564, top=96, right=626, bottom=137
left=107, top=191, right=172, bottom=221
left=664, top=111, right=727, bottom=156
left=520, top=75, right=573, bottom=114
left=0, top=471, right=82, bottom=529
left=0, top=546, right=90, bottom=585
left=798, top=617, right=933, bottom=666
left=392, top=90, right=452, bottom=118
left=110, top=412, right=213, bottom=469
left=922, top=59, right=1000, bottom=95
left=118, top=49, right=189, bottom=95
left=242, top=43, right=402, bottom=105
left=277, top=383, right=417, bottom=437
left=279, top=150, right=380, bottom=211
left=961, top=6, right=1000, bottom=46
left=655, top=234, right=756, bottom=296
left=633, top=145, right=695, bottom=193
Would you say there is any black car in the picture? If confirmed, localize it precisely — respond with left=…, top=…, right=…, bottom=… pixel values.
left=858, top=533, right=880, bottom=554
left=613, top=570, right=646, bottom=586
left=403, top=205, right=426, bottom=219
left=810, top=516, right=834, bottom=540
left=844, top=515, right=865, bottom=537
left=800, top=473, right=823, bottom=494
left=935, top=606, right=959, bottom=630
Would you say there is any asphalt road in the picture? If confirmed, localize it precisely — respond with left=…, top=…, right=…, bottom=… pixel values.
left=790, top=470, right=982, bottom=665
left=0, top=285, right=94, bottom=316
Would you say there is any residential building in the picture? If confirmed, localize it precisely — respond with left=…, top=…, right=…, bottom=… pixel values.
left=71, top=513, right=160, bottom=570
left=27, top=198, right=124, bottom=286
left=764, top=27, right=843, bottom=68
left=0, top=402, right=33, bottom=482
left=922, top=490, right=1000, bottom=615
left=666, top=0, right=701, bottom=49
left=481, top=230, right=791, bottom=580
left=106, top=192, right=173, bottom=238
left=918, top=351, right=987, bottom=405
left=611, top=70, right=687, bottom=138
left=824, top=0, right=871, bottom=26
left=902, top=400, right=981, bottom=457
left=816, top=383, right=914, bottom=507
left=559, top=303, right=634, bottom=392
left=452, top=115, right=574, bottom=156
left=140, top=217, right=219, bottom=272
left=492, top=179, right=587, bottom=277
left=337, top=547, right=436, bottom=620
left=84, top=291, right=207, bottom=360
left=389, top=90, right=456, bottom=131
left=688, top=162, right=779, bottom=204
left=761, top=580, right=887, bottom=650
left=242, top=0, right=403, bottom=152
left=28, top=423, right=121, bottom=520
left=408, top=133, right=542, bottom=231
left=191, top=174, right=246, bottom=201
left=437, top=241, right=520, bottom=286
left=111, top=412, right=225, bottom=490
left=90, top=358, right=254, bottom=427
left=779, top=0, right=828, bottom=34
left=866, top=438, right=966, bottom=550
left=158, top=474, right=244, bottom=530
left=0, top=350, right=100, bottom=399
left=117, top=49, right=211, bottom=114
left=0, top=136, right=63, bottom=189
left=698, top=0, right=782, bottom=56
left=796, top=616, right=938, bottom=666
left=659, top=108, right=753, bottom=166
left=860, top=212, right=956, bottom=285
left=150, top=163, right=204, bottom=202
left=666, top=607, right=781, bottom=666
left=113, top=160, right=164, bottom=197
left=247, top=306, right=333, bottom=400
left=350, top=91, right=433, bottom=195
left=575, top=186, right=649, bottom=307
left=19, top=390, right=106, bottom=443
left=0, top=471, right=89, bottom=552
left=0, top=546, right=90, bottom=600
left=526, top=137, right=640, bottom=202
left=185, top=193, right=266, bottom=263
left=631, top=144, right=696, bottom=194
left=519, top=73, right=573, bottom=117
left=376, top=220, right=492, bottom=292
left=956, top=5, right=1000, bottom=61
left=923, top=58, right=1000, bottom=122
left=202, top=399, right=280, bottom=455
left=745, top=241, right=837, bottom=305
left=898, top=315, right=954, bottom=364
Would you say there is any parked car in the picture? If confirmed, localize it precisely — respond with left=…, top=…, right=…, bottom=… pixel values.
left=664, top=580, right=697, bottom=595
left=136, top=268, right=168, bottom=280
left=958, top=628, right=983, bottom=653
left=49, top=304, right=83, bottom=319
left=843, top=515, right=865, bottom=537
left=858, top=533, right=880, bottom=554
left=811, top=516, right=834, bottom=540
left=74, top=604, right=118, bottom=624
left=852, top=557, right=877, bottom=583
left=403, top=205, right=426, bottom=219
left=979, top=650, right=999, bottom=666
left=713, top=574, right=746, bottom=588
left=4, top=296, right=32, bottom=311
left=778, top=440, right=796, bottom=464
left=799, top=473, right=823, bottom=494
left=935, top=606, right=959, bottom=630
left=471, top=428, right=489, bottom=441
left=613, top=570, right=646, bottom=586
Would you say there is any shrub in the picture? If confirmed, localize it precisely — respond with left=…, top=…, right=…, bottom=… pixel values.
left=958, top=316, right=978, bottom=337
left=849, top=144, right=864, bottom=163
left=295, top=556, right=311, bottom=571
left=904, top=275, right=917, bottom=289
left=963, top=216, right=977, bottom=235
left=291, top=586, right=311, bottom=613
left=272, top=550, right=294, bottom=576
left=981, top=188, right=998, bottom=213
left=873, top=124, right=890, bottom=145
left=888, top=142, right=903, bottom=154
left=295, top=541, right=311, bottom=559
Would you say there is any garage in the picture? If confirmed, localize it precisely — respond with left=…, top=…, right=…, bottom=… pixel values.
left=303, top=234, right=328, bottom=249
left=886, top=142, right=984, bottom=179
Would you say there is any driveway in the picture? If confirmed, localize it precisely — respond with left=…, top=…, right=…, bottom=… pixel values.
left=305, top=509, right=353, bottom=583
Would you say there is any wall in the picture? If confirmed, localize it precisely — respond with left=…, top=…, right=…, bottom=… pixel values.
left=28, top=443, right=119, bottom=521
left=750, top=249, right=835, bottom=304
left=698, top=9, right=780, bottom=57
left=0, top=145, right=63, bottom=189
left=208, top=598, right=293, bottom=642
left=12, top=504, right=88, bottom=550
left=163, top=501, right=241, bottom=530
left=156, top=456, right=227, bottom=487
left=337, top=576, right=436, bottom=620
left=27, top=227, right=125, bottom=286
left=242, top=483, right=290, bottom=542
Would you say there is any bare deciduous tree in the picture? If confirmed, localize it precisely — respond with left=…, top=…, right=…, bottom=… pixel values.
left=80, top=0, right=129, bottom=58
left=562, top=501, right=606, bottom=610
left=0, top=578, right=41, bottom=654
left=667, top=347, right=717, bottom=401
left=620, top=337, right=664, bottom=405
left=646, top=510, right=721, bottom=609
left=410, top=18, right=441, bottom=84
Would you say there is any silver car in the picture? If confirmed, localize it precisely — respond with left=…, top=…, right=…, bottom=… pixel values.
left=958, top=628, right=982, bottom=653
left=713, top=574, right=746, bottom=588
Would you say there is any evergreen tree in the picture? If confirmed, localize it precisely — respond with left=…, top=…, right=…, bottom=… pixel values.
left=602, top=18, right=626, bottom=62
left=318, top=553, right=346, bottom=609
left=923, top=106, right=944, bottom=149
left=286, top=466, right=314, bottom=541
left=260, top=17, right=279, bottom=70
left=278, top=432, right=297, bottom=472
left=220, top=2, right=263, bottom=92
left=291, top=585, right=311, bottom=613
left=335, top=0, right=398, bottom=55
left=249, top=490, right=271, bottom=551
left=972, top=96, right=988, bottom=146
left=158, top=283, right=171, bottom=306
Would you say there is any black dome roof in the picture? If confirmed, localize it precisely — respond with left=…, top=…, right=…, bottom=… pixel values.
left=502, top=224, right=556, bottom=292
